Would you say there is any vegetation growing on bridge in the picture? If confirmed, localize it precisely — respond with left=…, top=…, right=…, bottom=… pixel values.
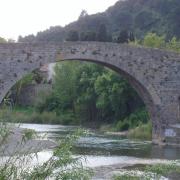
left=132, top=33, right=180, bottom=53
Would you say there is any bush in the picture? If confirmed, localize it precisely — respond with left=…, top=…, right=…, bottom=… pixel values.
left=57, top=111, right=79, bottom=125
left=29, top=111, right=59, bottom=124
left=115, top=108, right=149, bottom=132
left=115, top=120, right=130, bottom=131
left=128, top=122, right=152, bottom=140
left=0, top=107, right=80, bottom=125
left=145, top=162, right=180, bottom=176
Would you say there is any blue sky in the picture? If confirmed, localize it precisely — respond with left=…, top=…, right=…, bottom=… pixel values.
left=0, top=0, right=118, bottom=40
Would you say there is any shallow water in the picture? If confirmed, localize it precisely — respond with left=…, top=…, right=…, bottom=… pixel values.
left=17, top=123, right=180, bottom=162
left=0, top=123, right=178, bottom=179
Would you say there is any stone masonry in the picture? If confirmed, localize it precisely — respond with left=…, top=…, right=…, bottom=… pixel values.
left=0, top=42, right=180, bottom=145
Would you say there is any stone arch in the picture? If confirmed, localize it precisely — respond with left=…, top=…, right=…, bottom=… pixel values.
left=2, top=57, right=156, bottom=139
left=0, top=42, right=180, bottom=144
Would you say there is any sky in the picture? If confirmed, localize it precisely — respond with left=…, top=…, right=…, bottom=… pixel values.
left=0, top=0, right=118, bottom=40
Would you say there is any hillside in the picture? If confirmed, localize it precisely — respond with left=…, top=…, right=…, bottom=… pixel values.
left=19, top=0, right=180, bottom=42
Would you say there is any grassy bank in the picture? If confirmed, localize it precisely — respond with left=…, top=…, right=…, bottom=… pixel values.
left=114, top=161, right=180, bottom=180
left=0, top=107, right=79, bottom=125
left=0, top=106, right=152, bottom=140
left=127, top=122, right=152, bottom=140
left=100, top=108, right=152, bottom=140
left=114, top=162, right=180, bottom=180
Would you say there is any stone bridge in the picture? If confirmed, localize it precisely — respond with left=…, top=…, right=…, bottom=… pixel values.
left=0, top=42, right=180, bottom=145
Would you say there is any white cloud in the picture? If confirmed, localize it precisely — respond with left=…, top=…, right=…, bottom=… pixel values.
left=0, top=0, right=118, bottom=40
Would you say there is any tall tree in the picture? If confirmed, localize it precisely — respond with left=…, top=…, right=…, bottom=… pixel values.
left=0, top=37, right=7, bottom=43
left=78, top=10, right=88, bottom=19
left=80, top=31, right=96, bottom=41
left=117, top=30, right=129, bottom=43
left=97, top=24, right=107, bottom=42
left=129, top=31, right=135, bottom=42
left=66, top=31, right=79, bottom=41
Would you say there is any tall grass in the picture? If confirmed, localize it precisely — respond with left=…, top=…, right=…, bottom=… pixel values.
left=0, top=125, right=93, bottom=179
left=0, top=107, right=79, bottom=125
left=113, top=161, right=180, bottom=180
left=114, top=108, right=149, bottom=132
left=128, top=122, right=152, bottom=140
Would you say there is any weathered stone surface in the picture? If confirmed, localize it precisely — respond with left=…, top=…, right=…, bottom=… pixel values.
left=0, top=41, right=180, bottom=145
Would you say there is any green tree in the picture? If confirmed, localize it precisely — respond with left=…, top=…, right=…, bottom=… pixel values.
left=66, top=30, right=79, bottom=41
left=0, top=37, right=7, bottom=43
left=143, top=33, right=166, bottom=48
left=80, top=31, right=96, bottom=41
left=167, top=37, right=180, bottom=52
left=117, top=30, right=129, bottom=43
left=78, top=10, right=88, bottom=19
left=94, top=70, right=143, bottom=122
left=129, top=31, right=135, bottom=42
left=97, top=24, right=107, bottom=42
left=75, top=63, right=104, bottom=122
left=37, top=62, right=144, bottom=126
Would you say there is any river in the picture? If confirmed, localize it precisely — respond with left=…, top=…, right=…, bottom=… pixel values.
left=15, top=123, right=180, bottom=179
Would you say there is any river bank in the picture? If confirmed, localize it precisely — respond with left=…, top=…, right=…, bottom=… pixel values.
left=0, top=127, right=57, bottom=156
left=0, top=123, right=180, bottom=179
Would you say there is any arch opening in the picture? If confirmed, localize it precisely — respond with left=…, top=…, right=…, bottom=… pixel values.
left=2, top=59, right=155, bottom=128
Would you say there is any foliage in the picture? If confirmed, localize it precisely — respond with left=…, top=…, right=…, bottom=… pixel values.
left=114, top=175, right=142, bottom=180
left=80, top=31, right=96, bottom=41
left=97, top=24, right=108, bottom=42
left=0, top=125, right=93, bottom=180
left=37, top=62, right=144, bottom=126
left=143, top=33, right=166, bottom=48
left=114, top=161, right=180, bottom=180
left=0, top=107, right=79, bottom=125
left=145, top=162, right=180, bottom=176
left=117, top=30, right=129, bottom=43
left=78, top=10, right=88, bottom=20
left=113, top=170, right=152, bottom=180
left=136, top=32, right=180, bottom=52
left=0, top=114, right=11, bottom=144
left=66, top=30, right=79, bottom=41
left=19, top=0, right=180, bottom=43
left=22, top=129, right=37, bottom=142
left=166, top=37, right=180, bottom=52
left=128, top=122, right=152, bottom=140
left=115, top=108, right=149, bottom=132
left=0, top=37, right=7, bottom=43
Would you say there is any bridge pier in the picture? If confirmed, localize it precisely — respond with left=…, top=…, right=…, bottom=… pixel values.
left=151, top=103, right=180, bottom=146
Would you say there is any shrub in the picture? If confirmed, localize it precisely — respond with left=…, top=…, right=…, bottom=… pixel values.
left=115, top=108, right=149, bottom=132
left=115, top=120, right=130, bottom=131
left=128, top=122, right=152, bottom=140
left=145, top=162, right=180, bottom=176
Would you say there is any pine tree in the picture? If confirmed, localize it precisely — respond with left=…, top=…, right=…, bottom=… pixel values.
left=97, top=24, right=107, bottom=42
left=66, top=31, right=79, bottom=41
left=117, top=30, right=129, bottom=43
